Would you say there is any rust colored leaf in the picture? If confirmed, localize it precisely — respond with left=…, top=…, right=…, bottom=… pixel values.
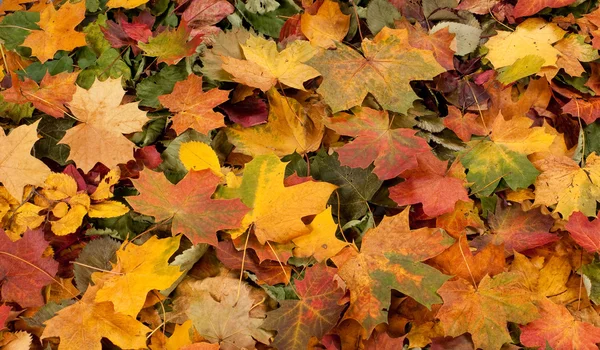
left=326, top=107, right=431, bottom=180
left=0, top=229, right=58, bottom=307
left=127, top=169, right=249, bottom=245
left=263, top=264, right=345, bottom=350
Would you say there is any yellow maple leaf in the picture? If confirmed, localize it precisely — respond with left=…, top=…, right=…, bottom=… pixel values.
left=60, top=78, right=148, bottom=172
left=221, top=35, right=320, bottom=91
left=0, top=121, right=51, bottom=200
left=225, top=89, right=324, bottom=157
left=300, top=0, right=350, bottom=49
left=485, top=18, right=565, bottom=70
left=223, top=154, right=336, bottom=244
left=41, top=284, right=150, bottom=350
left=92, top=235, right=184, bottom=316
left=292, top=207, right=349, bottom=262
left=533, top=153, right=600, bottom=219
left=22, top=1, right=87, bottom=63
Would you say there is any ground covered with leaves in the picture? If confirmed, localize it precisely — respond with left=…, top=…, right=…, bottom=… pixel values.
left=4, top=0, right=600, bottom=349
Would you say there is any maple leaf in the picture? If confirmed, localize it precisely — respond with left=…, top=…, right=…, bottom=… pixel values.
left=0, top=120, right=51, bottom=200
left=565, top=212, right=600, bottom=253
left=484, top=18, right=565, bottom=72
left=308, top=27, right=445, bottom=114
left=221, top=154, right=336, bottom=244
left=158, top=74, right=230, bottom=135
left=2, top=72, right=78, bottom=118
left=428, top=237, right=505, bottom=285
left=513, top=0, right=578, bottom=18
left=181, top=0, right=235, bottom=37
left=332, top=207, right=454, bottom=333
left=139, top=21, right=203, bottom=65
left=149, top=320, right=194, bottom=350
left=436, top=272, right=539, bottom=350
left=215, top=240, right=292, bottom=285
left=0, top=229, right=58, bottom=307
left=221, top=35, right=320, bottom=91
left=554, top=34, right=600, bottom=77
left=395, top=19, right=456, bottom=70
left=326, top=107, right=430, bottom=180
left=263, top=264, right=346, bottom=350
left=443, top=105, right=487, bottom=142
left=533, top=153, right=600, bottom=219
left=22, top=1, right=87, bottom=63
left=389, top=152, right=470, bottom=217
left=520, top=298, right=600, bottom=349
left=488, top=202, right=558, bottom=254
left=169, top=276, right=271, bottom=350
left=41, top=284, right=150, bottom=350
left=91, top=235, right=184, bottom=317
left=292, top=207, right=349, bottom=262
left=510, top=252, right=572, bottom=299
left=563, top=97, right=600, bottom=124
left=300, top=0, right=350, bottom=49
left=311, top=150, right=382, bottom=222
left=59, top=78, right=148, bottom=173
left=127, top=169, right=249, bottom=246
left=225, top=89, right=324, bottom=157
left=436, top=200, right=485, bottom=238
left=460, top=114, right=555, bottom=196
left=101, top=11, right=155, bottom=55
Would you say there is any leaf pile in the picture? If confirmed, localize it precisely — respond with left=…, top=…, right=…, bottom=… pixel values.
left=4, top=0, right=600, bottom=349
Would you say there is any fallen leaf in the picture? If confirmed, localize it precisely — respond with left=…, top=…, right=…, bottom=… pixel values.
left=565, top=211, right=600, bottom=253
left=221, top=35, right=320, bottom=91
left=520, top=298, right=600, bottom=349
left=308, top=27, right=445, bottom=113
left=332, top=207, right=453, bottom=333
left=41, top=284, right=151, bottom=350
left=436, top=272, right=539, bottom=350
left=488, top=202, right=558, bottom=254
left=292, top=207, right=349, bottom=262
left=484, top=18, right=565, bottom=71
left=533, top=153, right=600, bottom=219
left=91, top=235, right=184, bottom=317
left=2, top=72, right=79, bottom=118
left=221, top=154, right=336, bottom=244
left=0, top=229, right=58, bottom=307
left=169, top=276, right=272, bottom=350
left=300, top=0, right=350, bottom=49
left=127, top=169, right=249, bottom=245
left=22, top=1, right=86, bottom=63
left=513, top=0, right=577, bottom=18
left=443, top=105, right=487, bottom=142
left=139, top=21, right=203, bottom=65
left=60, top=78, right=148, bottom=173
left=389, top=152, right=471, bottom=217
left=326, top=107, right=431, bottom=180
left=460, top=114, right=555, bottom=196
left=0, top=120, right=51, bottom=200
left=263, top=264, right=345, bottom=350
left=428, top=236, right=505, bottom=284
left=225, top=89, right=324, bottom=157
left=158, top=74, right=230, bottom=135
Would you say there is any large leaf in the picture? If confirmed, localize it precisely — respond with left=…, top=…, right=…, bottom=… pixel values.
left=127, top=169, right=249, bottom=245
left=308, top=27, right=445, bottom=114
